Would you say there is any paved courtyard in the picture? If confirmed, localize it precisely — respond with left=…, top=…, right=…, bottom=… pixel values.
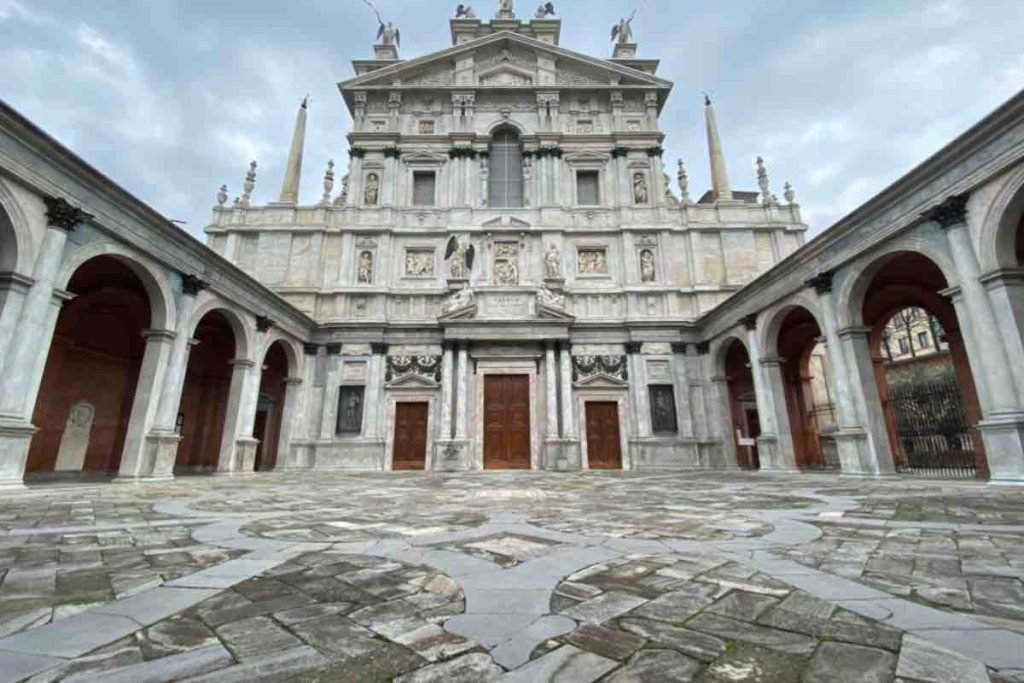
left=2, top=472, right=1024, bottom=681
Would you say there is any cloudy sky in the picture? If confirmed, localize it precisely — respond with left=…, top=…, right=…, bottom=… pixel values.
left=1, top=0, right=1021, bottom=242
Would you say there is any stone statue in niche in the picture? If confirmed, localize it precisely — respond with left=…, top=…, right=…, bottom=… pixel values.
left=444, top=236, right=475, bottom=279
left=633, top=173, right=648, bottom=204
left=364, top=173, right=380, bottom=205
left=639, top=249, right=656, bottom=283
left=544, top=243, right=561, bottom=279
left=578, top=248, right=608, bottom=275
left=55, top=401, right=94, bottom=472
left=357, top=251, right=373, bottom=284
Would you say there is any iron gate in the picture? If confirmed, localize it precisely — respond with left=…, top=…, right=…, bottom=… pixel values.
left=889, top=377, right=977, bottom=478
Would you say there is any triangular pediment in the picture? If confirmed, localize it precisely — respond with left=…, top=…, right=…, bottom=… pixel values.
left=574, top=374, right=628, bottom=389
left=564, top=150, right=610, bottom=163
left=386, top=373, right=439, bottom=390
left=339, top=32, right=671, bottom=103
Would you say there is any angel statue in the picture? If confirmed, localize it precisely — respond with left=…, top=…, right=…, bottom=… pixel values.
left=455, top=4, right=476, bottom=18
left=534, top=2, right=555, bottom=18
left=376, top=20, right=400, bottom=47
left=610, top=10, right=636, bottom=44
left=444, top=236, right=475, bottom=279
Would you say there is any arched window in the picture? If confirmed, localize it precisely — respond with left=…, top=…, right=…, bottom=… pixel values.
left=488, top=128, right=523, bottom=208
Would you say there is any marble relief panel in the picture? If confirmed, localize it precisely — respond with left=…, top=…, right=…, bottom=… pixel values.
left=404, top=248, right=435, bottom=277
left=577, top=247, right=608, bottom=275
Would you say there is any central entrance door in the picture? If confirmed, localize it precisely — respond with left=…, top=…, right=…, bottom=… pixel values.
left=585, top=401, right=622, bottom=469
left=393, top=402, right=428, bottom=470
left=484, top=375, right=531, bottom=469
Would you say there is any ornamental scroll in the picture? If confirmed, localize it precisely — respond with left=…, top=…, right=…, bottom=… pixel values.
left=385, top=356, right=442, bottom=383
left=571, top=355, right=628, bottom=382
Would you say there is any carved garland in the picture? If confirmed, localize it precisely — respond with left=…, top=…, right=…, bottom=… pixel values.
left=572, top=355, right=628, bottom=382
left=386, top=355, right=442, bottom=383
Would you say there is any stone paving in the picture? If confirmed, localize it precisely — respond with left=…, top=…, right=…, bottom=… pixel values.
left=1, top=471, right=1024, bottom=681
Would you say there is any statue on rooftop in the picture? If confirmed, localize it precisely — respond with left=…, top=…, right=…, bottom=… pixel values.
left=376, top=20, right=400, bottom=46
left=534, top=2, right=555, bottom=18
left=610, top=10, right=636, bottom=44
left=455, top=4, right=476, bottom=18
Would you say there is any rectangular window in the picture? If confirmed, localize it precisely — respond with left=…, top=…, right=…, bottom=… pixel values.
left=576, top=170, right=600, bottom=205
left=412, top=171, right=436, bottom=206
left=336, top=385, right=365, bottom=434
left=648, top=385, right=678, bottom=434
left=917, top=331, right=930, bottom=349
left=898, top=337, right=909, bottom=354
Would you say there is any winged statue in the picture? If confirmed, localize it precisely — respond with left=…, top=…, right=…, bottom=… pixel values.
left=376, top=20, right=400, bottom=47
left=455, top=4, right=476, bottom=18
left=444, top=236, right=475, bottom=279
left=534, top=2, right=555, bottom=18
left=610, top=10, right=636, bottom=44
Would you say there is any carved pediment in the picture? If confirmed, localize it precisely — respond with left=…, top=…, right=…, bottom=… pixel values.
left=402, top=67, right=454, bottom=87
left=403, top=151, right=448, bottom=165
left=386, top=373, right=439, bottom=390
left=478, top=64, right=534, bottom=87
left=565, top=151, right=611, bottom=164
left=556, top=64, right=612, bottom=87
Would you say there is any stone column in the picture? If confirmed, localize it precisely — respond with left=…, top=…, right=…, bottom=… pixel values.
left=709, top=375, right=739, bottom=469
left=217, top=359, right=257, bottom=473
left=805, top=272, right=879, bottom=475
left=759, top=356, right=798, bottom=471
left=839, top=326, right=896, bottom=475
left=929, top=196, right=1024, bottom=482
left=366, top=343, right=388, bottom=441
left=319, top=344, right=342, bottom=440
left=626, top=342, right=650, bottom=438
left=0, top=273, right=33, bottom=383
left=440, top=341, right=455, bottom=439
left=288, top=343, right=319, bottom=469
left=116, top=329, right=175, bottom=480
left=558, top=342, right=576, bottom=439
left=455, top=342, right=470, bottom=440
left=0, top=198, right=86, bottom=419
left=741, top=315, right=782, bottom=470
left=671, top=343, right=694, bottom=437
left=275, top=377, right=303, bottom=470
left=545, top=342, right=559, bottom=439
left=983, top=270, right=1024, bottom=407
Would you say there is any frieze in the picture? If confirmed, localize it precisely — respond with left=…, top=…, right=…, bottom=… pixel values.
left=386, top=355, right=442, bottom=383
left=572, top=355, right=628, bottom=382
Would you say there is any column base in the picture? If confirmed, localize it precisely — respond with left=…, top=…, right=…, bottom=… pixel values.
left=0, top=419, right=36, bottom=487
left=543, top=438, right=581, bottom=471
left=434, top=438, right=471, bottom=471
left=217, top=437, right=259, bottom=474
left=978, top=415, right=1024, bottom=483
left=755, top=434, right=794, bottom=472
left=132, top=431, right=184, bottom=481
left=834, top=428, right=895, bottom=477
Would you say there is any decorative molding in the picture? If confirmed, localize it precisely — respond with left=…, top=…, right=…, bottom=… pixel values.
left=740, top=314, right=758, bottom=331
left=448, top=147, right=478, bottom=160
left=804, top=271, right=834, bottom=295
left=255, top=315, right=275, bottom=333
left=382, top=147, right=402, bottom=159
left=181, top=274, right=207, bottom=296
left=610, top=146, right=630, bottom=159
left=923, top=193, right=969, bottom=229
left=44, top=196, right=93, bottom=232
left=572, top=355, right=628, bottom=382
left=644, top=146, right=665, bottom=158
left=348, top=147, right=366, bottom=158
left=695, top=341, right=710, bottom=355
left=386, top=355, right=441, bottom=383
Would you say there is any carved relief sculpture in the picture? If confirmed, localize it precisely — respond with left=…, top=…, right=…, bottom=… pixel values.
left=444, top=236, right=475, bottom=279
left=358, top=250, right=374, bottom=284
left=572, top=355, right=628, bottom=382
left=405, top=249, right=435, bottom=276
left=639, top=249, right=656, bottom=282
left=386, top=355, right=442, bottom=383
left=493, top=242, right=520, bottom=285
left=364, top=173, right=380, bottom=205
left=633, top=173, right=648, bottom=204
left=544, top=243, right=561, bottom=279
left=537, top=285, right=566, bottom=311
left=440, top=287, right=475, bottom=315
left=578, top=248, right=608, bottom=275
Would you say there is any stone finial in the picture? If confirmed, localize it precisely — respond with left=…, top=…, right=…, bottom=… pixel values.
left=320, top=160, right=335, bottom=206
left=216, top=184, right=228, bottom=206
left=239, top=161, right=257, bottom=207
left=783, top=181, right=796, bottom=204
left=756, top=156, right=772, bottom=204
left=677, top=159, right=691, bottom=203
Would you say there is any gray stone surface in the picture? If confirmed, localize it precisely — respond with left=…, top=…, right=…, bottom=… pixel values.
left=895, top=634, right=990, bottom=683
left=606, top=649, right=701, bottom=682
left=802, top=641, right=897, bottom=682
left=503, top=645, right=618, bottom=682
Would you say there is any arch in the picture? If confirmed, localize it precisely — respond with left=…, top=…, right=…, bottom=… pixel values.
left=978, top=164, right=1024, bottom=271
left=488, top=125, right=524, bottom=209
left=857, top=251, right=987, bottom=478
left=26, top=255, right=152, bottom=478
left=175, top=309, right=240, bottom=472
left=485, top=118, right=527, bottom=136
left=718, top=336, right=760, bottom=470
left=838, top=237, right=959, bottom=330
left=56, top=241, right=176, bottom=331
left=262, top=329, right=302, bottom=378
left=0, top=178, right=32, bottom=275
left=187, top=294, right=252, bottom=362
left=711, top=332, right=749, bottom=377
left=758, top=294, right=825, bottom=359
left=253, top=340, right=291, bottom=472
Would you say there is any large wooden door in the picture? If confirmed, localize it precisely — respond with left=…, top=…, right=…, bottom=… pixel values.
left=484, top=375, right=531, bottom=469
left=585, top=402, right=622, bottom=469
left=393, top=402, right=429, bottom=470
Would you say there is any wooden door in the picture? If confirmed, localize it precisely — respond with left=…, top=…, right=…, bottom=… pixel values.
left=483, top=375, right=531, bottom=469
left=585, top=402, right=622, bottom=469
left=393, top=402, right=429, bottom=470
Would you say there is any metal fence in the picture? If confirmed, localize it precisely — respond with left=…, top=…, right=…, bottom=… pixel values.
left=889, top=377, right=977, bottom=478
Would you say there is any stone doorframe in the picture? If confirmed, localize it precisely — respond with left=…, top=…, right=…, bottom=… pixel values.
left=575, top=382, right=631, bottom=470
left=383, top=378, right=439, bottom=471
left=472, top=355, right=541, bottom=471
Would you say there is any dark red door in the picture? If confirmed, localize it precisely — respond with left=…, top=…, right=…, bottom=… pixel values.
left=585, top=402, right=622, bottom=469
left=484, top=375, right=531, bottom=469
left=393, top=402, right=428, bottom=470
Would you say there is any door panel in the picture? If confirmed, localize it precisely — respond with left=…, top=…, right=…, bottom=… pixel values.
left=484, top=375, right=531, bottom=469
left=585, top=402, right=622, bottom=469
left=393, top=402, right=428, bottom=470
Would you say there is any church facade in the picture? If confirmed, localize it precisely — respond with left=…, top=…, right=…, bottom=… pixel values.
left=1, top=3, right=1024, bottom=487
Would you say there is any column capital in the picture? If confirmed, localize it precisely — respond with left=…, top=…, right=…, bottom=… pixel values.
left=980, top=268, right=1024, bottom=288
left=922, top=193, right=968, bottom=229
left=284, top=377, right=304, bottom=386
left=325, top=343, right=342, bottom=355
left=804, top=270, right=834, bottom=295
left=759, top=356, right=783, bottom=367
left=740, top=313, right=758, bottom=331
left=837, top=326, right=871, bottom=340
left=181, top=274, right=208, bottom=296
left=370, top=342, right=389, bottom=355
left=670, top=342, right=687, bottom=354
left=44, top=196, right=93, bottom=232
left=625, top=341, right=643, bottom=354
left=302, top=343, right=319, bottom=355
left=255, top=315, right=275, bottom=333
left=695, top=341, right=710, bottom=355
left=230, top=359, right=255, bottom=369
left=52, top=288, right=76, bottom=307
left=0, top=272, right=34, bottom=292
